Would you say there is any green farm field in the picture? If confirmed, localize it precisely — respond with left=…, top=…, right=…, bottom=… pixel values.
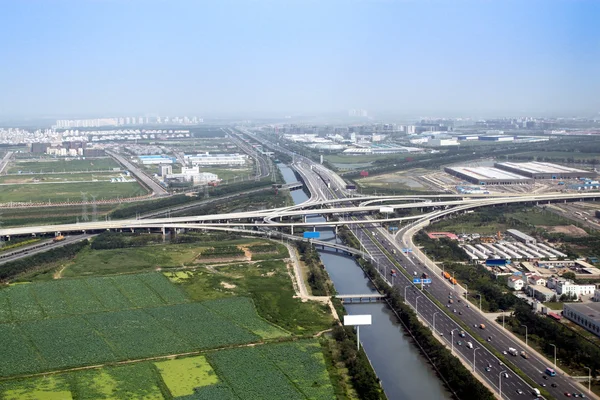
left=0, top=181, right=147, bottom=203
left=6, top=158, right=119, bottom=174
left=0, top=340, right=335, bottom=400
left=0, top=273, right=288, bottom=377
left=0, top=171, right=124, bottom=184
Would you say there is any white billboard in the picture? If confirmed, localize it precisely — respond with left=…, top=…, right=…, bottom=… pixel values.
left=343, top=314, right=372, bottom=326
left=380, top=207, right=394, bottom=213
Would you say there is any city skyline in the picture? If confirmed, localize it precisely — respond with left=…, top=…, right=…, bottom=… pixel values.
left=1, top=0, right=599, bottom=118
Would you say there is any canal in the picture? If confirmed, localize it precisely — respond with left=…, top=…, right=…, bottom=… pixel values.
left=279, top=164, right=450, bottom=400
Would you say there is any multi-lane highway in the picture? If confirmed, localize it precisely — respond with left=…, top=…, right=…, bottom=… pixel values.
left=277, top=140, right=590, bottom=399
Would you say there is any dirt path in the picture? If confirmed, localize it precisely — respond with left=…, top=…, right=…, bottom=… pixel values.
left=283, top=243, right=339, bottom=321
left=53, top=265, right=67, bottom=279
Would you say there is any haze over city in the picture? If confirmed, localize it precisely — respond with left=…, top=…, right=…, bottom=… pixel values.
left=1, top=0, right=599, bottom=119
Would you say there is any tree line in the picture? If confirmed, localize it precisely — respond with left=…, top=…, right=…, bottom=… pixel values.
left=0, top=240, right=88, bottom=282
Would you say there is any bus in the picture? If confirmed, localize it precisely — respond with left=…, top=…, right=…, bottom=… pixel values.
left=545, top=367, right=556, bottom=377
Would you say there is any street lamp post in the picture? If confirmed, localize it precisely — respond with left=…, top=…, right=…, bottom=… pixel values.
left=550, top=344, right=557, bottom=367
left=521, top=324, right=528, bottom=347
left=415, top=296, right=422, bottom=316
left=451, top=328, right=459, bottom=354
left=477, top=294, right=482, bottom=311
left=473, top=347, right=480, bottom=372
left=433, top=312, right=439, bottom=334
left=585, top=366, right=591, bottom=394
left=500, top=310, right=505, bottom=329
left=499, top=370, right=507, bottom=399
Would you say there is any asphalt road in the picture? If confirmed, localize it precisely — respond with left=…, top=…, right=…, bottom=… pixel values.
left=105, top=150, right=169, bottom=196
left=291, top=154, right=588, bottom=400
left=0, top=234, right=94, bottom=265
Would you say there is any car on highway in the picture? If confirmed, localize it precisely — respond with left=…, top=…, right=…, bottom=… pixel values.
left=457, top=341, right=462, bottom=346
left=516, top=389, right=523, bottom=395
left=459, top=311, right=463, bottom=315
left=565, top=393, right=571, bottom=397
left=485, top=367, right=491, bottom=372
left=503, top=373, right=509, bottom=379
left=540, top=383, right=547, bottom=387
left=503, top=351, right=508, bottom=355
left=453, top=309, right=457, bottom=313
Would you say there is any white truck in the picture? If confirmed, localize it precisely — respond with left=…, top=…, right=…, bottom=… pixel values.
left=532, top=388, right=541, bottom=398
left=467, top=341, right=473, bottom=349
left=508, top=347, right=518, bottom=356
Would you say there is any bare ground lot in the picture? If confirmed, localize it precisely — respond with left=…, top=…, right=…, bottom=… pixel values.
left=540, top=224, right=588, bottom=237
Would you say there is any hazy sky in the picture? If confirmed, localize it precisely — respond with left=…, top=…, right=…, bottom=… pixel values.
left=1, top=0, right=599, bottom=118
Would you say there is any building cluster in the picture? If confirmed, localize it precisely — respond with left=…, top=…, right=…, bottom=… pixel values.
left=30, top=141, right=105, bottom=157
left=157, top=165, right=218, bottom=185
left=54, top=116, right=203, bottom=128
left=445, top=161, right=595, bottom=186
left=0, top=128, right=60, bottom=145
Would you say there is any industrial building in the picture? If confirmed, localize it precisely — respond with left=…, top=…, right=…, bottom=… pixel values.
left=494, top=161, right=595, bottom=180
left=563, top=303, right=600, bottom=337
left=184, top=153, right=247, bottom=166
left=506, top=229, right=536, bottom=245
left=165, top=166, right=218, bottom=184
left=444, top=166, right=534, bottom=185
left=139, top=155, right=176, bottom=165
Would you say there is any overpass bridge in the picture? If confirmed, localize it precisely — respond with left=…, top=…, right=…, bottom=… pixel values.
left=2, top=192, right=600, bottom=238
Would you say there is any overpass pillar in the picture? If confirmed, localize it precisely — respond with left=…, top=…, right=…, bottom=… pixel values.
left=161, top=227, right=166, bottom=235
left=313, top=226, right=316, bottom=232
left=291, top=225, right=294, bottom=235
left=334, top=226, right=338, bottom=237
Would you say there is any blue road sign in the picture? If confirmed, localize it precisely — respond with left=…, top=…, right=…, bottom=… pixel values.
left=402, top=248, right=413, bottom=253
left=413, top=278, right=421, bottom=284
left=303, top=231, right=320, bottom=239
left=389, top=226, right=399, bottom=231
left=422, top=279, right=432, bottom=284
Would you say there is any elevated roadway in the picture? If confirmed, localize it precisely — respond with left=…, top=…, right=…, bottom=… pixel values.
left=105, top=150, right=169, bottom=196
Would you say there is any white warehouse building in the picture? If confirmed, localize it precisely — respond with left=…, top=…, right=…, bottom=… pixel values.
left=184, top=153, right=247, bottom=166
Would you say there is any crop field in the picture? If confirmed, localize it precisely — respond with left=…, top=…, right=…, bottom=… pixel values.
left=0, top=181, right=147, bottom=203
left=0, top=339, right=333, bottom=399
left=0, top=363, right=163, bottom=400
left=206, top=340, right=335, bottom=400
left=0, top=274, right=188, bottom=322
left=6, top=158, right=119, bottom=174
left=0, top=274, right=288, bottom=377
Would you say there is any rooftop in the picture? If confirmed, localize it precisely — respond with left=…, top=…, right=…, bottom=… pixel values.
left=496, top=161, right=590, bottom=175
left=446, top=166, right=530, bottom=181
left=564, top=302, right=600, bottom=323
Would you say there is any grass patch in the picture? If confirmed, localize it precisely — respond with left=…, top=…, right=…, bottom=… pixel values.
left=0, top=375, right=72, bottom=400
left=154, top=355, right=218, bottom=397
left=170, top=259, right=334, bottom=336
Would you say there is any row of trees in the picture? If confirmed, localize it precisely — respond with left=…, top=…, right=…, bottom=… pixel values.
left=295, top=241, right=331, bottom=296
left=0, top=240, right=89, bottom=282
left=330, top=325, right=387, bottom=400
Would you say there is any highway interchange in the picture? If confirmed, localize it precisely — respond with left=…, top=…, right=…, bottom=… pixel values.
left=1, top=131, right=598, bottom=399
